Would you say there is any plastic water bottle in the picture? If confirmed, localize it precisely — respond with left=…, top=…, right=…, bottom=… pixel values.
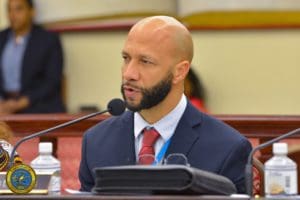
left=31, top=142, right=61, bottom=195
left=264, top=143, right=297, bottom=197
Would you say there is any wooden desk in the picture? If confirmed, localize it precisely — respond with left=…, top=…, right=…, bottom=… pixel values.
left=0, top=113, right=298, bottom=157
left=1, top=114, right=300, bottom=197
left=2, top=114, right=300, bottom=158
left=2, top=114, right=300, bottom=138
left=0, top=114, right=108, bottom=138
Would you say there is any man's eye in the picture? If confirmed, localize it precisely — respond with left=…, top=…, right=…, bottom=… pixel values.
left=141, top=59, right=152, bottom=64
left=122, top=55, right=130, bottom=62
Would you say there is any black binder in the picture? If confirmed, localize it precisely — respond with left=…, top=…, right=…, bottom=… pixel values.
left=92, top=165, right=237, bottom=195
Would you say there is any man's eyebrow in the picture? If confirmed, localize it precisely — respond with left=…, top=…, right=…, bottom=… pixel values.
left=121, top=51, right=128, bottom=56
left=139, top=54, right=154, bottom=60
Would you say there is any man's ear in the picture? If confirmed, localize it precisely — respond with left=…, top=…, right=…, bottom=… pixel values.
left=172, top=61, right=190, bottom=84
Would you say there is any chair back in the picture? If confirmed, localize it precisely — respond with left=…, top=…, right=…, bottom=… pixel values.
left=252, top=157, right=264, bottom=196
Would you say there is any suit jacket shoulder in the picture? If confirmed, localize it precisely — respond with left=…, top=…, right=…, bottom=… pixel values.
left=27, top=25, right=61, bottom=51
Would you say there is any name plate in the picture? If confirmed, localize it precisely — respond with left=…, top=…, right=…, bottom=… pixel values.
left=0, top=172, right=52, bottom=194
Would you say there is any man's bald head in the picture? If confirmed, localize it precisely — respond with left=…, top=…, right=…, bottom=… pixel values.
left=128, top=16, right=194, bottom=63
left=121, top=16, right=193, bottom=116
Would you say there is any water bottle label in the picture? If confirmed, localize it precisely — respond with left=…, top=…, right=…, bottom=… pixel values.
left=265, top=169, right=297, bottom=195
left=48, top=170, right=61, bottom=194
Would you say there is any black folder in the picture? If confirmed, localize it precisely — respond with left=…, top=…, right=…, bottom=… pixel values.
left=92, top=165, right=237, bottom=195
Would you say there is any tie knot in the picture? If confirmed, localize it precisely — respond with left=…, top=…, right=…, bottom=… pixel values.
left=138, top=127, right=160, bottom=165
left=142, top=127, right=160, bottom=147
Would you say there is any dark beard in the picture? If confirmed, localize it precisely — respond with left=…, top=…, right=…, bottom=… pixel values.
left=121, top=73, right=173, bottom=112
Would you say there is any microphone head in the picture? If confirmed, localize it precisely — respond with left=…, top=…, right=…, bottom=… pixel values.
left=107, top=98, right=126, bottom=116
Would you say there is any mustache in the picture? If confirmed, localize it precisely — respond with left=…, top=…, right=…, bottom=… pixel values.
left=122, top=82, right=142, bottom=91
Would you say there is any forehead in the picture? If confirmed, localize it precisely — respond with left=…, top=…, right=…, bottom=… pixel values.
left=8, top=0, right=29, bottom=7
left=123, top=24, right=176, bottom=58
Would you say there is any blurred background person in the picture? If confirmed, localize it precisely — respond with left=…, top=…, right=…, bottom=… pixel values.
left=0, top=0, right=65, bottom=114
left=184, top=67, right=208, bottom=113
left=0, top=121, right=13, bottom=142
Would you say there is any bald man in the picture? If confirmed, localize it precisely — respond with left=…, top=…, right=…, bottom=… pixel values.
left=79, top=16, right=252, bottom=193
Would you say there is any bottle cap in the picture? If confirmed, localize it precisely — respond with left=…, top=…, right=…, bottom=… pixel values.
left=273, top=143, right=288, bottom=154
left=39, top=142, right=52, bottom=154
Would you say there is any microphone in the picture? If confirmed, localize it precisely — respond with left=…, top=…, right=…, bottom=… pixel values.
left=245, top=127, right=300, bottom=196
left=8, top=98, right=126, bottom=168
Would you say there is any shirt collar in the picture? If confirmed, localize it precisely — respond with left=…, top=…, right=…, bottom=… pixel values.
left=8, top=31, right=30, bottom=45
left=134, top=94, right=187, bottom=141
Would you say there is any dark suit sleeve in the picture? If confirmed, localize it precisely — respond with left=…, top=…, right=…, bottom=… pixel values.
left=79, top=133, right=95, bottom=192
left=219, top=138, right=252, bottom=194
left=24, top=33, right=64, bottom=105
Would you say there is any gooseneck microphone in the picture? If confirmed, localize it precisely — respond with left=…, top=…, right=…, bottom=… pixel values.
left=245, top=127, right=300, bottom=196
left=8, top=98, right=126, bottom=168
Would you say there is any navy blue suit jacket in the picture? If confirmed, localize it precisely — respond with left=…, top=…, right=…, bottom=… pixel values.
left=0, top=25, right=65, bottom=113
left=79, top=102, right=252, bottom=193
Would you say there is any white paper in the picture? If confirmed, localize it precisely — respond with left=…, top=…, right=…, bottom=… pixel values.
left=65, top=188, right=92, bottom=195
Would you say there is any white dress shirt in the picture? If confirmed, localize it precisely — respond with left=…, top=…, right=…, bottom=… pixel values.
left=134, top=94, right=187, bottom=163
left=1, top=32, right=30, bottom=92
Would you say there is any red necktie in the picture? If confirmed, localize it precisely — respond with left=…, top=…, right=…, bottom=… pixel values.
left=138, top=127, right=160, bottom=165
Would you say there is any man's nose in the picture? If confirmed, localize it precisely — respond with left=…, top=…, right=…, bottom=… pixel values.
left=123, top=61, right=139, bottom=81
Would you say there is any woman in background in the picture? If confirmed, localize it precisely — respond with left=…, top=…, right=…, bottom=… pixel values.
left=184, top=68, right=208, bottom=113
left=0, top=121, right=13, bottom=142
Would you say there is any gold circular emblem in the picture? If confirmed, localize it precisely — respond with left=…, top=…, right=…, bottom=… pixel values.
left=6, top=163, right=36, bottom=194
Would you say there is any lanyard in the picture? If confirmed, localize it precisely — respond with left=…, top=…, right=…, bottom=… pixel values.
left=153, top=139, right=171, bottom=165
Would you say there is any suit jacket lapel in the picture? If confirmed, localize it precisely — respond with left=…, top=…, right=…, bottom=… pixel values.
left=0, top=30, right=9, bottom=56
left=116, top=103, right=203, bottom=164
left=21, top=27, right=35, bottom=90
left=117, top=111, right=136, bottom=165
left=166, top=102, right=202, bottom=158
left=0, top=29, right=10, bottom=93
